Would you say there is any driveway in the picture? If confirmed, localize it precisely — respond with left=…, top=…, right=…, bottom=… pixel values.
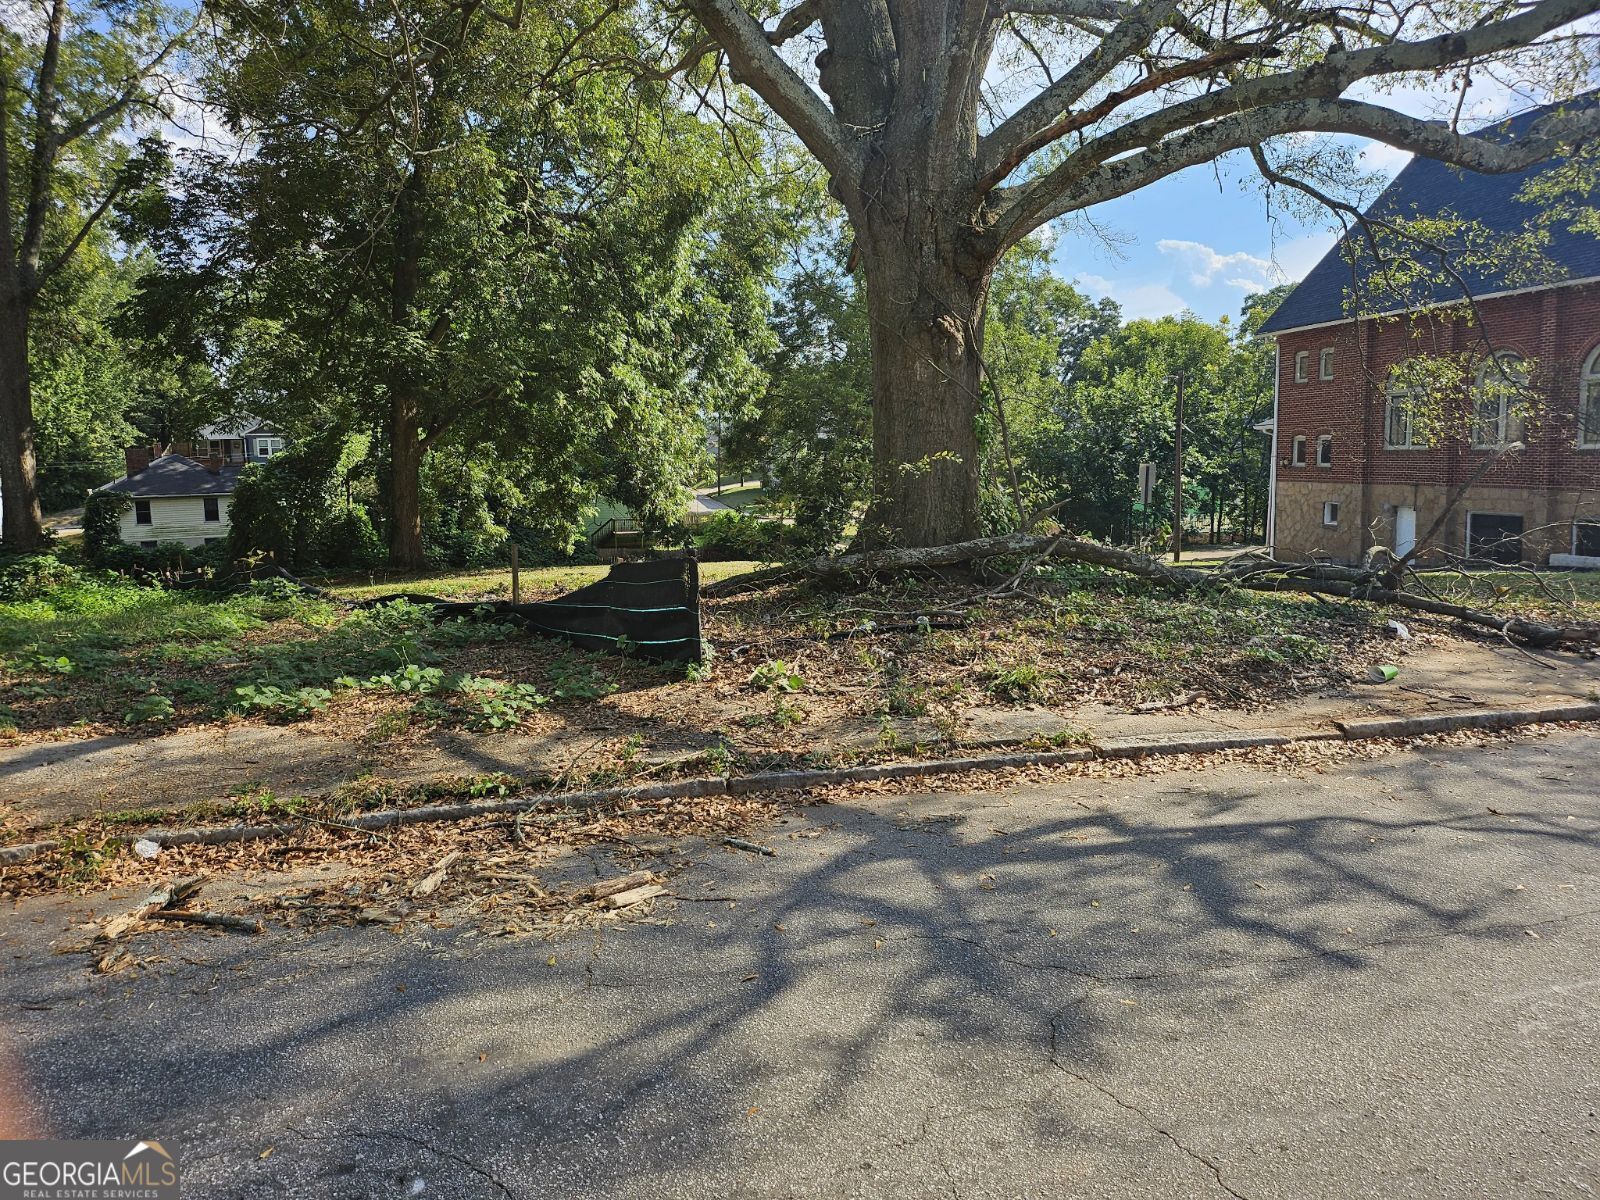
left=3, top=729, right=1598, bottom=1198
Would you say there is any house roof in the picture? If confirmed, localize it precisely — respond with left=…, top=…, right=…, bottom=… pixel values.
left=196, top=413, right=281, bottom=441
left=1259, top=98, right=1600, bottom=336
left=97, top=455, right=242, bottom=499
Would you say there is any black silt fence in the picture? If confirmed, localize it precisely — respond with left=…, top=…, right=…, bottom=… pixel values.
left=372, top=555, right=704, bottom=664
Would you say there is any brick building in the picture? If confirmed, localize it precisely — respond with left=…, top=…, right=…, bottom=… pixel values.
left=1259, top=103, right=1600, bottom=567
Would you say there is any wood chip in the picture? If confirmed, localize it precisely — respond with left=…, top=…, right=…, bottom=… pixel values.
left=603, top=883, right=666, bottom=910
left=410, top=850, right=461, bottom=898
left=585, top=870, right=656, bottom=901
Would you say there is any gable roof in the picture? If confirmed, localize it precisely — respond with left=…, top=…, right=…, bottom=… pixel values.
left=97, top=455, right=243, bottom=499
left=1260, top=98, right=1600, bottom=336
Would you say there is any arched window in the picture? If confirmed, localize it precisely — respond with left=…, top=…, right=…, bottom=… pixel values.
left=1580, top=345, right=1600, bottom=449
left=1472, top=352, right=1529, bottom=449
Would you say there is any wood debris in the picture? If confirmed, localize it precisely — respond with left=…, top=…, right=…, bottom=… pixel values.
left=603, top=883, right=666, bottom=910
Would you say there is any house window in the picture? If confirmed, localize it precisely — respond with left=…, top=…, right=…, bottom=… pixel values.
left=1322, top=501, right=1341, bottom=527
left=204, top=537, right=221, bottom=546
left=1467, top=512, right=1524, bottom=564
left=1291, top=436, right=1307, bottom=466
left=1472, top=352, right=1528, bottom=449
left=134, top=500, right=153, bottom=525
left=1574, top=522, right=1600, bottom=558
left=203, top=497, right=221, bottom=523
left=1319, top=348, right=1335, bottom=380
left=1580, top=346, right=1600, bottom=448
left=1294, top=351, right=1309, bottom=383
left=139, top=540, right=158, bottom=550
left=1384, top=385, right=1426, bottom=449
left=1316, top=435, right=1333, bottom=467
left=254, top=436, right=283, bottom=458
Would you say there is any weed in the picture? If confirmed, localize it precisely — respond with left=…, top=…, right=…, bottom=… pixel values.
left=770, top=695, right=805, bottom=728
left=232, top=683, right=333, bottom=721
left=364, top=664, right=447, bottom=694
left=547, top=655, right=618, bottom=701
left=124, top=694, right=176, bottom=725
left=987, top=662, right=1051, bottom=703
left=750, top=659, right=806, bottom=692
left=455, top=677, right=547, bottom=731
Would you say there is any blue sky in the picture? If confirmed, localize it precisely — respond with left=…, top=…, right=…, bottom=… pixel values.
left=1050, top=142, right=1407, bottom=325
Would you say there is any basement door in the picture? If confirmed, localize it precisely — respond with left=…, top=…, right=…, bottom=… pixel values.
left=1394, top=506, right=1417, bottom=558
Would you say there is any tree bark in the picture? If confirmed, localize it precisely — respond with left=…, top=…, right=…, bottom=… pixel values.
left=850, top=163, right=992, bottom=549
left=387, top=390, right=425, bottom=572
left=0, top=298, right=44, bottom=550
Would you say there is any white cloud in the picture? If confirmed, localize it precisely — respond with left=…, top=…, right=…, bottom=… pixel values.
left=1357, top=139, right=1412, bottom=175
left=1156, top=239, right=1282, bottom=292
left=1075, top=273, right=1189, bottom=320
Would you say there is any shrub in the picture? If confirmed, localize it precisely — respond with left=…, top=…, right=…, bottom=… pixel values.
left=695, top=510, right=795, bottom=560
left=82, top=491, right=132, bottom=563
left=317, top=506, right=385, bottom=569
left=0, top=552, right=84, bottom=601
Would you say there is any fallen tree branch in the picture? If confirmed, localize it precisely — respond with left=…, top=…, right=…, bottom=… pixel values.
left=704, top=532, right=1600, bottom=649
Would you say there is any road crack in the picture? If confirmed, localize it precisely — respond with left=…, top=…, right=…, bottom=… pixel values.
left=1047, top=1015, right=1253, bottom=1200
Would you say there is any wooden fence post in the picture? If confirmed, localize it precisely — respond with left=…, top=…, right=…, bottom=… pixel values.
left=510, top=543, right=520, bottom=606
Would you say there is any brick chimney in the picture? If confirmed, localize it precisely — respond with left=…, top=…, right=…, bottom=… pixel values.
left=125, top=445, right=153, bottom=477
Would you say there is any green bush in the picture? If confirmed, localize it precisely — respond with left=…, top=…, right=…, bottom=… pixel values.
left=694, top=510, right=795, bottom=559
left=82, top=491, right=132, bottom=563
left=0, top=551, right=85, bottom=601
left=317, top=506, right=385, bottom=569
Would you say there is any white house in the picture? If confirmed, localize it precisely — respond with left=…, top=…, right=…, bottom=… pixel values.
left=92, top=417, right=290, bottom=549
left=95, top=450, right=240, bottom=549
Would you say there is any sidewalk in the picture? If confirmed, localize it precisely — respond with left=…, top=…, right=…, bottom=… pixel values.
left=4, top=637, right=1596, bottom=832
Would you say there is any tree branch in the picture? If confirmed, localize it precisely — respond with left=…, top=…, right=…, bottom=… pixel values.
left=984, top=0, right=1600, bottom=246
left=992, top=95, right=1600, bottom=250
left=679, top=0, right=857, bottom=186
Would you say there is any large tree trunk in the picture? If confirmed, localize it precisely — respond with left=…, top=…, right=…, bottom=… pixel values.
left=387, top=391, right=426, bottom=572
left=0, top=298, right=44, bottom=550
left=851, top=184, right=992, bottom=549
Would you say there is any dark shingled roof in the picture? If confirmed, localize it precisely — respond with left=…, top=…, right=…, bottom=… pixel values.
left=97, top=455, right=242, bottom=499
left=1260, top=99, right=1600, bottom=335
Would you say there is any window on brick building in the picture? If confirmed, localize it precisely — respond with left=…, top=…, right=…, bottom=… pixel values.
left=1294, top=351, right=1309, bottom=382
left=1574, top=522, right=1600, bottom=558
left=1316, top=435, right=1333, bottom=467
left=1580, top=346, right=1600, bottom=448
left=1384, top=385, right=1426, bottom=449
left=1467, top=512, right=1524, bottom=563
left=1291, top=435, right=1306, bottom=465
left=1319, top=348, right=1335, bottom=380
left=1322, top=501, right=1341, bottom=527
left=1472, top=352, right=1528, bottom=448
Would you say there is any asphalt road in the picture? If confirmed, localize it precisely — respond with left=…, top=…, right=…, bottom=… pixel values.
left=4, top=730, right=1599, bottom=1199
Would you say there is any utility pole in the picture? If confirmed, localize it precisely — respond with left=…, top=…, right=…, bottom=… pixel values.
left=1172, top=371, right=1186, bottom=563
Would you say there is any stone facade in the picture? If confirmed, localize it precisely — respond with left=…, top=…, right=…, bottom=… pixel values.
left=1270, top=283, right=1600, bottom=564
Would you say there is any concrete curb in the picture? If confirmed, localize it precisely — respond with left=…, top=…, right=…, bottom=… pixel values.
left=4, top=703, right=1597, bottom=868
